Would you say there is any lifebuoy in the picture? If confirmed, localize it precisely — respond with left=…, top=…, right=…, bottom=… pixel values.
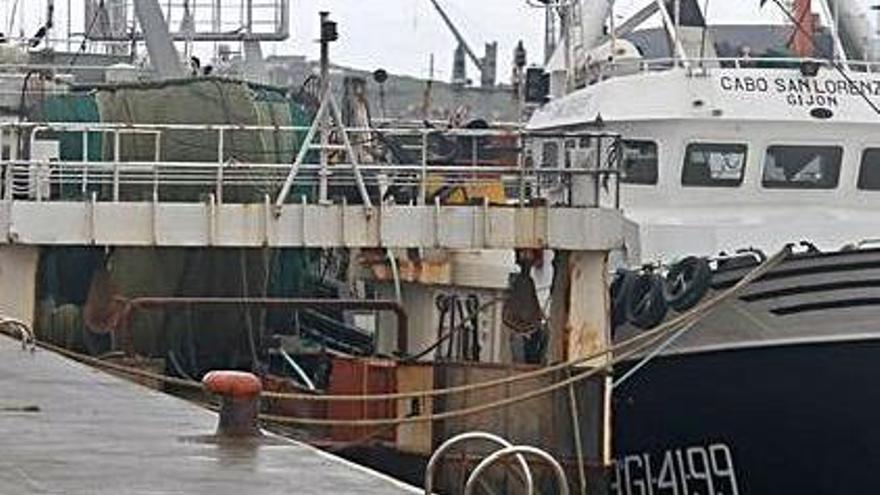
left=625, top=273, right=669, bottom=329
left=663, top=256, right=712, bottom=312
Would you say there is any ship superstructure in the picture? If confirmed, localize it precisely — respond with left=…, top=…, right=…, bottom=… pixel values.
left=526, top=1, right=880, bottom=493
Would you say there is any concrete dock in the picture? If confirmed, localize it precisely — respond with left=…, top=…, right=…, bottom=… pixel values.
left=0, top=335, right=418, bottom=494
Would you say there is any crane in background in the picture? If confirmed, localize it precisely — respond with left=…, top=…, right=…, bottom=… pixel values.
left=427, top=0, right=497, bottom=87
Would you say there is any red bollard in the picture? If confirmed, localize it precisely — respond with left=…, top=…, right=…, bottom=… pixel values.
left=202, top=370, right=263, bottom=437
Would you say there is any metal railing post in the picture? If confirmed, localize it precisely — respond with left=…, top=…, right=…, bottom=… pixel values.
left=615, top=136, right=622, bottom=210
left=1, top=128, right=8, bottom=202
left=35, top=160, right=43, bottom=202
left=471, top=134, right=478, bottom=168
left=217, top=128, right=225, bottom=203
left=518, top=131, right=527, bottom=206
left=81, top=130, right=89, bottom=197
left=149, top=163, right=158, bottom=203
left=113, top=130, right=121, bottom=202
left=9, top=127, right=18, bottom=201
left=0, top=127, right=5, bottom=201
left=154, top=131, right=162, bottom=200
left=28, top=126, right=41, bottom=201
left=155, top=129, right=162, bottom=163
left=419, top=130, right=428, bottom=206
left=595, top=137, right=602, bottom=208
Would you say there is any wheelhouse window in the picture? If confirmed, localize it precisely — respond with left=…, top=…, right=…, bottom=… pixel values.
left=858, top=148, right=880, bottom=190
left=762, top=145, right=842, bottom=189
left=682, top=143, right=747, bottom=187
left=540, top=140, right=559, bottom=168
left=620, top=140, right=658, bottom=185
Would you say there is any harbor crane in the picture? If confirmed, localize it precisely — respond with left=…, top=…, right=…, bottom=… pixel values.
left=427, top=0, right=497, bottom=87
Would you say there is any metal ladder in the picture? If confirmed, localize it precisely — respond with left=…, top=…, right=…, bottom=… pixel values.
left=424, top=431, right=570, bottom=495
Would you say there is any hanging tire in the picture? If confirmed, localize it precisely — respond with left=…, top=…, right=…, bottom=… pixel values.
left=610, top=269, right=636, bottom=329
left=663, top=257, right=712, bottom=312
left=625, top=273, right=668, bottom=329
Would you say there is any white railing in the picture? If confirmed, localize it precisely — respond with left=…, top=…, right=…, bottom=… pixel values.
left=84, top=0, right=291, bottom=42
left=0, top=122, right=623, bottom=210
left=588, top=55, right=880, bottom=85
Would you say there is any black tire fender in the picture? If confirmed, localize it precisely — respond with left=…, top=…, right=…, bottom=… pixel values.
left=663, top=256, right=712, bottom=312
left=610, top=269, right=636, bottom=329
left=625, top=273, right=669, bottom=329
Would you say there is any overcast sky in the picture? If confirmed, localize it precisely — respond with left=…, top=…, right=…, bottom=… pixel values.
left=285, top=0, right=796, bottom=81
left=286, top=0, right=544, bottom=81
left=3, top=0, right=878, bottom=81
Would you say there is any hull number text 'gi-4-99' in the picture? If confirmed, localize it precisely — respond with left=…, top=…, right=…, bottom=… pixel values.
left=612, top=443, right=740, bottom=495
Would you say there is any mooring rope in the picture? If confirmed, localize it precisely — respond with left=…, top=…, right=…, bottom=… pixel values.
left=261, top=244, right=790, bottom=402
left=260, top=244, right=788, bottom=427
left=30, top=338, right=203, bottom=390
left=0, top=246, right=789, bottom=427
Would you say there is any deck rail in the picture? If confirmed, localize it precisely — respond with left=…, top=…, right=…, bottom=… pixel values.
left=0, top=122, right=623, bottom=209
left=592, top=56, right=880, bottom=79
left=562, top=54, right=880, bottom=93
left=84, top=0, right=291, bottom=42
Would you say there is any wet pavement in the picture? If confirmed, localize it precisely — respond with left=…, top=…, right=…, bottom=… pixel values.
left=0, top=335, right=418, bottom=494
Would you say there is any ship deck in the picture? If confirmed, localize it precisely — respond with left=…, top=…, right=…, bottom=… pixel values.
left=0, top=335, right=417, bottom=495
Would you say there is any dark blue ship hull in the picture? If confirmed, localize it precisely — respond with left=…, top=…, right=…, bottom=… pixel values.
left=612, top=338, right=880, bottom=494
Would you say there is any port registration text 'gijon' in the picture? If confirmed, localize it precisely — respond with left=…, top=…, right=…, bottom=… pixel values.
left=719, top=74, right=880, bottom=108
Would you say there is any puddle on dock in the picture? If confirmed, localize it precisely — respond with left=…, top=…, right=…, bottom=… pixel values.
left=178, top=434, right=290, bottom=447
